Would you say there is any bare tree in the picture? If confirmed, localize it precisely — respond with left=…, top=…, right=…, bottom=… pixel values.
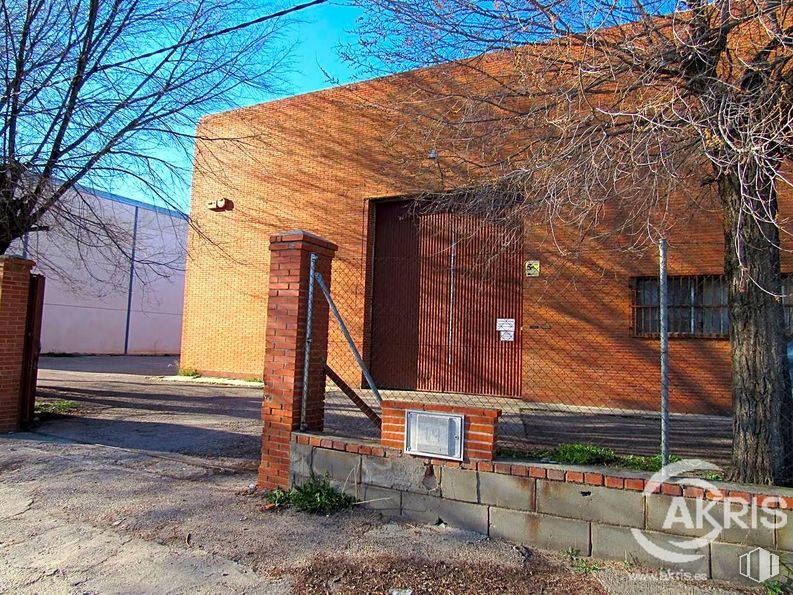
left=0, top=0, right=326, bottom=258
left=347, top=0, right=793, bottom=484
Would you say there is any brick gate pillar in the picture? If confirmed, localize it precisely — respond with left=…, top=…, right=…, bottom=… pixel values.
left=258, top=231, right=337, bottom=490
left=0, top=256, right=35, bottom=433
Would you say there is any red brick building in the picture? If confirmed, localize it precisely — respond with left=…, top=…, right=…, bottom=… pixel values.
left=180, top=63, right=793, bottom=417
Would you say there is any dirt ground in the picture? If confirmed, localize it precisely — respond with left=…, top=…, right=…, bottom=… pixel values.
left=0, top=357, right=754, bottom=594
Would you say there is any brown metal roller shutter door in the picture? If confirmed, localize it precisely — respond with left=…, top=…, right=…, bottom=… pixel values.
left=369, top=200, right=522, bottom=397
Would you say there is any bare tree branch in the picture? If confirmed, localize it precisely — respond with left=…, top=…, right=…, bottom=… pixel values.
left=347, top=0, right=793, bottom=484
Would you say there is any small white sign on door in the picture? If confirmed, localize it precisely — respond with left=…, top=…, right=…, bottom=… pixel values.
left=496, top=318, right=515, bottom=341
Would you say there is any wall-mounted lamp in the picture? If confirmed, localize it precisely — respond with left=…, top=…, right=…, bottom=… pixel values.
left=207, top=198, right=233, bottom=212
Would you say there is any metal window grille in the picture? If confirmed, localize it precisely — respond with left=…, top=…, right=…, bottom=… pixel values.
left=633, top=275, right=729, bottom=338
left=634, top=274, right=793, bottom=338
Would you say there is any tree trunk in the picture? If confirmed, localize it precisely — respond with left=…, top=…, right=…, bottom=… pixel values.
left=0, top=175, right=32, bottom=255
left=0, top=218, right=20, bottom=254
left=721, top=170, right=793, bottom=485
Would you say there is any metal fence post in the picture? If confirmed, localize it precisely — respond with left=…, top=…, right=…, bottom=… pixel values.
left=659, top=238, right=670, bottom=466
left=300, top=253, right=318, bottom=431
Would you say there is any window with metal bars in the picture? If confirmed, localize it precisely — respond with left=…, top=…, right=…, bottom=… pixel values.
left=633, top=275, right=793, bottom=337
left=633, top=275, right=727, bottom=337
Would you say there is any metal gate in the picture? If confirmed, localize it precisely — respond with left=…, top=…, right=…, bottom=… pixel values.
left=369, top=200, right=523, bottom=397
left=20, top=274, right=45, bottom=427
left=368, top=201, right=421, bottom=389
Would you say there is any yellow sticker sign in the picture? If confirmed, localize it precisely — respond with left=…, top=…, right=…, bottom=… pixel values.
left=525, top=260, right=540, bottom=277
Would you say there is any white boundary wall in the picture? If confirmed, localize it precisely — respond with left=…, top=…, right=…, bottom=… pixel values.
left=8, top=185, right=186, bottom=355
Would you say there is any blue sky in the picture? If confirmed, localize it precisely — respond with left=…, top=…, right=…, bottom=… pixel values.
left=106, top=2, right=363, bottom=211
left=286, top=2, right=362, bottom=95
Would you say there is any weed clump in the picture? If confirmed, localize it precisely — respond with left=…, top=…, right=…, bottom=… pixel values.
left=177, top=367, right=200, bottom=378
left=264, top=475, right=355, bottom=515
left=34, top=399, right=77, bottom=417
left=501, top=443, right=683, bottom=472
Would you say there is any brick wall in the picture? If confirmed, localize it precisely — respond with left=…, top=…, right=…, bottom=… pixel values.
left=381, top=400, right=500, bottom=462
left=181, top=60, right=793, bottom=413
left=0, top=256, right=34, bottom=432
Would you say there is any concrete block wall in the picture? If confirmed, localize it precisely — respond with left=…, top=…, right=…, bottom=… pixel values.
left=0, top=256, right=34, bottom=432
left=291, top=433, right=793, bottom=585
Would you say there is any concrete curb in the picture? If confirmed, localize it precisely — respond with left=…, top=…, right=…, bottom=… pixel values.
left=151, top=375, right=263, bottom=388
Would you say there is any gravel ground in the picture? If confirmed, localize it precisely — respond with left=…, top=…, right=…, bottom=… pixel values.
left=288, top=552, right=605, bottom=594
left=0, top=357, right=757, bottom=594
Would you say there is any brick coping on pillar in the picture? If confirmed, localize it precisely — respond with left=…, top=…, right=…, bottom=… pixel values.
left=269, top=230, right=338, bottom=252
left=292, top=431, right=793, bottom=506
left=0, top=255, right=35, bottom=267
left=381, top=399, right=500, bottom=418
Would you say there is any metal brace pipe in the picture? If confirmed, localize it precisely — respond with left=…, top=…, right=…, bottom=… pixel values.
left=313, top=270, right=383, bottom=404
left=325, top=365, right=381, bottom=428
